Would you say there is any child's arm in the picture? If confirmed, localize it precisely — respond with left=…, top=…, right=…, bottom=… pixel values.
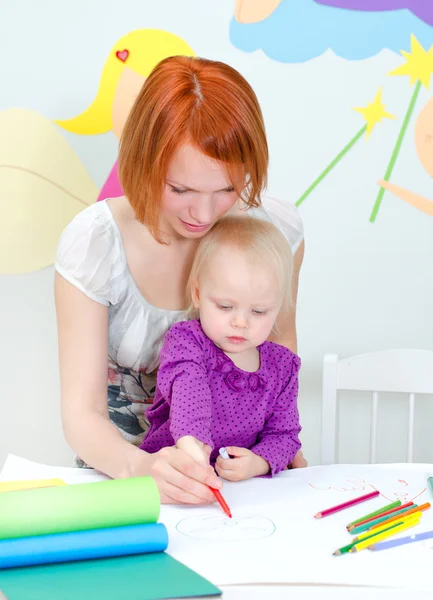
left=157, top=322, right=214, bottom=454
left=250, top=356, right=302, bottom=476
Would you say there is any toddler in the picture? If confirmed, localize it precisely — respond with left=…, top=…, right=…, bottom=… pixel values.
left=141, top=216, right=301, bottom=480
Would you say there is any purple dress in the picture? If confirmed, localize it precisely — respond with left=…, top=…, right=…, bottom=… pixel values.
left=140, top=320, right=301, bottom=475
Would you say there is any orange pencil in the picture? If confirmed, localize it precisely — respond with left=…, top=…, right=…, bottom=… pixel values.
left=369, top=502, right=430, bottom=532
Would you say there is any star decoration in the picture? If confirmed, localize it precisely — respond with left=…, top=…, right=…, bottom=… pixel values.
left=389, top=35, right=433, bottom=89
left=353, top=88, right=396, bottom=138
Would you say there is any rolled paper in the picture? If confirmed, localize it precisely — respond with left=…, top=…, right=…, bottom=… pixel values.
left=0, top=477, right=159, bottom=540
left=0, top=523, right=168, bottom=569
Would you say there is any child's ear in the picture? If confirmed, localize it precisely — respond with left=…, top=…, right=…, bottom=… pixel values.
left=191, top=284, right=200, bottom=308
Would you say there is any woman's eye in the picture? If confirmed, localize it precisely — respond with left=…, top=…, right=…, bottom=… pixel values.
left=170, top=186, right=187, bottom=194
left=217, top=304, right=232, bottom=311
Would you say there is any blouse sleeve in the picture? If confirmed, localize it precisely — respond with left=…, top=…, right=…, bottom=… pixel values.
left=156, top=321, right=214, bottom=447
left=259, top=195, right=304, bottom=254
left=55, top=204, right=125, bottom=306
left=251, top=353, right=302, bottom=475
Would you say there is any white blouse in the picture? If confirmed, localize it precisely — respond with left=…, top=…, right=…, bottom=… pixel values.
left=55, top=197, right=303, bottom=374
left=55, top=197, right=304, bottom=447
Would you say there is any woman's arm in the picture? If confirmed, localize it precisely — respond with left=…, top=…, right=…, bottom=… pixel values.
left=268, top=241, right=307, bottom=468
left=55, top=274, right=220, bottom=502
left=269, top=240, right=304, bottom=353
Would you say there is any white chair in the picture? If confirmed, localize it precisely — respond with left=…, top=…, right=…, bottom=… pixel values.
left=321, top=350, right=433, bottom=465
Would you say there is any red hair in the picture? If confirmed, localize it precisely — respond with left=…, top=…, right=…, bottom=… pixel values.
left=119, top=56, right=269, bottom=241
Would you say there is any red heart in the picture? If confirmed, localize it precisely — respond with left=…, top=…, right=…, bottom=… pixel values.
left=116, top=49, right=129, bottom=62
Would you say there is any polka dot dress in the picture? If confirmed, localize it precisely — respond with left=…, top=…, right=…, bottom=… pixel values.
left=140, top=320, right=302, bottom=475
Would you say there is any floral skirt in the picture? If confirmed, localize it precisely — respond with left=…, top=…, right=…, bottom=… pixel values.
left=76, top=359, right=156, bottom=468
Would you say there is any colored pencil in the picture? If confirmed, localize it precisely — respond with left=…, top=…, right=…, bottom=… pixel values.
left=209, top=487, right=232, bottom=518
left=348, top=501, right=414, bottom=532
left=349, top=503, right=425, bottom=535
left=346, top=500, right=401, bottom=529
left=353, top=517, right=409, bottom=542
left=350, top=515, right=421, bottom=553
left=314, top=490, right=380, bottom=519
left=333, top=519, right=406, bottom=556
left=368, top=503, right=430, bottom=532
left=370, top=528, right=433, bottom=551
left=428, top=474, right=433, bottom=494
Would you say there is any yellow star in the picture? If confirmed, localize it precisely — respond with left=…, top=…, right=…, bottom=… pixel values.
left=389, top=35, right=433, bottom=89
left=353, top=88, right=396, bottom=138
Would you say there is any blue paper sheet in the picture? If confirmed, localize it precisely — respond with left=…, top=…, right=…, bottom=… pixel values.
left=0, top=523, right=168, bottom=569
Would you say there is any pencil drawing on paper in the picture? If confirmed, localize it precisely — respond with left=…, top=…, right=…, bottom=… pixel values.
left=308, top=474, right=427, bottom=503
left=176, top=514, right=276, bottom=541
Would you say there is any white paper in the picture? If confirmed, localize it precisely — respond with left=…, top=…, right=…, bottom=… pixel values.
left=0, top=454, right=108, bottom=484
left=2, top=456, right=433, bottom=590
left=161, top=464, right=433, bottom=590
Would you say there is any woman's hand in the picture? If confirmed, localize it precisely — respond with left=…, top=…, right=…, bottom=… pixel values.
left=131, top=446, right=220, bottom=505
left=215, top=447, right=269, bottom=481
left=176, top=435, right=212, bottom=467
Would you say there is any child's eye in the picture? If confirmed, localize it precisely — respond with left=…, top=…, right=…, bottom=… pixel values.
left=170, top=186, right=187, bottom=194
left=252, top=309, right=267, bottom=316
left=217, top=304, right=232, bottom=311
left=224, top=187, right=235, bottom=193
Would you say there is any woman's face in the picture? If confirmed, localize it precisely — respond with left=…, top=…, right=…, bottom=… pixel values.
left=161, top=144, right=240, bottom=239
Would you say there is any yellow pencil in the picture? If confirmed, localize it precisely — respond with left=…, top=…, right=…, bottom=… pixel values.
left=350, top=515, right=421, bottom=552
left=353, top=511, right=422, bottom=542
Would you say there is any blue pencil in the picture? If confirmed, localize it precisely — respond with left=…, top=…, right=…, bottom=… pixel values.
left=369, top=529, right=433, bottom=551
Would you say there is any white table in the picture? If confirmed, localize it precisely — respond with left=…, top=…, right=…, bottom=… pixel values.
left=2, top=587, right=433, bottom=600
left=1, top=458, right=432, bottom=599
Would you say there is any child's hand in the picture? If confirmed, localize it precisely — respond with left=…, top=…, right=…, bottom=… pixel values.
left=215, top=447, right=270, bottom=481
left=176, top=436, right=212, bottom=467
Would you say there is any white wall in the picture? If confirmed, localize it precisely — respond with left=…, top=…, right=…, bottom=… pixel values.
left=1, top=0, right=432, bottom=470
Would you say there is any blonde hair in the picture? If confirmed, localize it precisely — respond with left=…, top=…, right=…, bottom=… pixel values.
left=187, top=215, right=293, bottom=316
left=54, top=29, right=195, bottom=135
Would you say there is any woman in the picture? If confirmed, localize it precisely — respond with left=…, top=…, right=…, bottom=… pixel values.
left=55, top=56, right=306, bottom=506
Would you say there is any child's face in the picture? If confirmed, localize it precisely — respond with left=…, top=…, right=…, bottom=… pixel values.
left=193, top=247, right=282, bottom=355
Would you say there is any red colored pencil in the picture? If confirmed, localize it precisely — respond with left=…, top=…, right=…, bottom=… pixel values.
left=347, top=501, right=414, bottom=531
left=209, top=486, right=232, bottom=518
left=314, top=490, right=380, bottom=519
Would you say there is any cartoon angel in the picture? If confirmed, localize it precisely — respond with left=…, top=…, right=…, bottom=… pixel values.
left=0, top=29, right=194, bottom=274
left=55, top=29, right=195, bottom=201
left=378, top=97, right=433, bottom=216
left=234, top=0, right=432, bottom=26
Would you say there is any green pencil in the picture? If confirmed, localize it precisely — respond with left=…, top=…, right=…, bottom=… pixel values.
left=428, top=474, right=433, bottom=494
left=349, top=504, right=418, bottom=535
left=333, top=520, right=405, bottom=556
left=346, top=500, right=401, bottom=529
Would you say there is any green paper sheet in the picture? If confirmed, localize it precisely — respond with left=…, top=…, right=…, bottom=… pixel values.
left=0, top=552, right=221, bottom=600
left=0, top=477, right=159, bottom=540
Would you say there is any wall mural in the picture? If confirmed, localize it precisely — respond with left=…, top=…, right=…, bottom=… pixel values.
left=56, top=29, right=195, bottom=202
left=0, top=29, right=194, bottom=274
left=1, top=5, right=432, bottom=275
left=231, top=1, right=433, bottom=222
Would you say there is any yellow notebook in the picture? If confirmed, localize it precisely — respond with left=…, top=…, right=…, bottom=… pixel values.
left=0, top=478, right=66, bottom=492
